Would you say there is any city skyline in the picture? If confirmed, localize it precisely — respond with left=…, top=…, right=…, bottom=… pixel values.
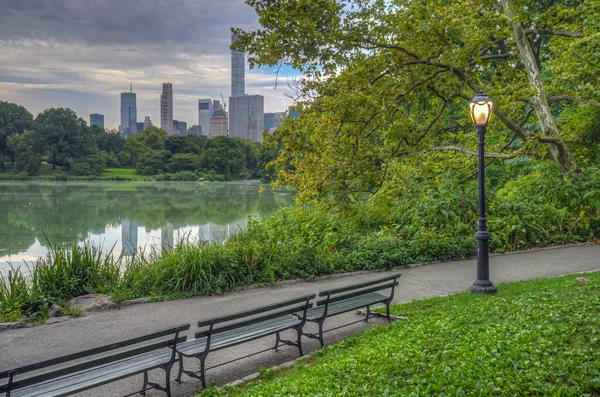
left=0, top=0, right=300, bottom=130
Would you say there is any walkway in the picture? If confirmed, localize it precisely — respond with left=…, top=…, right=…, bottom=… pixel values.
left=1, top=244, right=598, bottom=396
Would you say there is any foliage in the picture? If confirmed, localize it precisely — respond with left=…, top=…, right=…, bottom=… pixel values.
left=6, top=130, right=42, bottom=176
left=36, top=108, right=90, bottom=169
left=0, top=101, right=34, bottom=172
left=0, top=242, right=123, bottom=321
left=236, top=0, right=599, bottom=202
left=202, top=272, right=600, bottom=396
left=1, top=157, right=598, bottom=321
left=69, top=152, right=107, bottom=176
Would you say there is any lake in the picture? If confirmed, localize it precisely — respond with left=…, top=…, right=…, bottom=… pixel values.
left=0, top=180, right=294, bottom=271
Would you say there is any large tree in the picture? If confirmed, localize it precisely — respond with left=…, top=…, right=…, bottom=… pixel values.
left=6, top=130, right=42, bottom=176
left=235, top=0, right=599, bottom=202
left=36, top=108, right=90, bottom=169
left=0, top=101, right=34, bottom=172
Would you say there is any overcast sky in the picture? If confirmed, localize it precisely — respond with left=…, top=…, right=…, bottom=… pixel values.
left=0, top=0, right=299, bottom=129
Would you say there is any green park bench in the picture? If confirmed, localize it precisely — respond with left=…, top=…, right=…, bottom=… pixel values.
left=175, top=294, right=315, bottom=389
left=0, top=324, right=190, bottom=397
left=299, top=273, right=400, bottom=348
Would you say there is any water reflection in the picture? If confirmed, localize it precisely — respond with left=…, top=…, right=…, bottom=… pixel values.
left=0, top=181, right=293, bottom=269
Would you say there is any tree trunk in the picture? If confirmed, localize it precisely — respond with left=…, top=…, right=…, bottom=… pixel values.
left=52, top=153, right=56, bottom=169
left=498, top=0, right=579, bottom=174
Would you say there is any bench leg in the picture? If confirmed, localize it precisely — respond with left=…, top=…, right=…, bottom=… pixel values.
left=199, top=355, right=207, bottom=389
left=386, top=303, right=391, bottom=322
left=140, top=371, right=148, bottom=396
left=274, top=332, right=281, bottom=351
left=318, top=322, right=324, bottom=349
left=175, top=354, right=184, bottom=383
left=365, top=306, right=371, bottom=323
left=296, top=328, right=304, bottom=357
left=164, top=366, right=172, bottom=397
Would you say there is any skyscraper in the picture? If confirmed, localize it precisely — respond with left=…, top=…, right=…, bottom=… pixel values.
left=209, top=108, right=228, bottom=139
left=120, top=91, right=137, bottom=136
left=264, top=113, right=275, bottom=132
left=229, top=95, right=264, bottom=143
left=143, top=116, right=153, bottom=130
left=136, top=122, right=144, bottom=133
left=231, top=34, right=245, bottom=97
left=90, top=113, right=104, bottom=129
left=160, top=83, right=174, bottom=134
left=173, top=120, right=187, bottom=136
left=198, top=99, right=213, bottom=135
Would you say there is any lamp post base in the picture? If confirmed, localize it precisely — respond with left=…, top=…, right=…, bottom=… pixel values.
left=469, top=279, right=497, bottom=294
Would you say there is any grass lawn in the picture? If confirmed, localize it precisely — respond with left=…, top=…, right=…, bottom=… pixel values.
left=100, top=168, right=146, bottom=180
left=202, top=272, right=600, bottom=396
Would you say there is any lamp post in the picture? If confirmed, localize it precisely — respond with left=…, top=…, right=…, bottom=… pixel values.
left=468, top=92, right=497, bottom=294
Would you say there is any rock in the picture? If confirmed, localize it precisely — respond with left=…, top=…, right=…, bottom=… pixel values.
left=574, top=277, right=591, bottom=284
left=69, top=294, right=117, bottom=312
left=121, top=297, right=150, bottom=307
left=44, top=316, right=73, bottom=325
left=0, top=322, right=19, bottom=332
left=48, top=304, right=63, bottom=317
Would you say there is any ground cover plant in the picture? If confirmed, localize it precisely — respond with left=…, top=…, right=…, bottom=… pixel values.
left=198, top=272, right=600, bottom=396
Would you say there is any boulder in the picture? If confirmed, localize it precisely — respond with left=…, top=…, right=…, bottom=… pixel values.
left=69, top=294, right=117, bottom=312
left=48, top=304, right=63, bottom=318
left=574, top=277, right=591, bottom=284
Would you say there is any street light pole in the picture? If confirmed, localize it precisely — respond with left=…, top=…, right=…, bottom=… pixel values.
left=468, top=92, right=497, bottom=294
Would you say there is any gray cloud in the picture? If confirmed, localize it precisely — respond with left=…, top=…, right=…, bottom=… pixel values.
left=0, top=0, right=297, bottom=129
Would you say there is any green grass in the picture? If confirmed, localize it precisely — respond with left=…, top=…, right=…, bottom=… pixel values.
left=100, top=168, right=147, bottom=180
left=201, top=272, right=600, bottom=396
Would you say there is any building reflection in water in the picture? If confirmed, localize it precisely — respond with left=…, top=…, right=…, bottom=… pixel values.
left=121, top=218, right=138, bottom=256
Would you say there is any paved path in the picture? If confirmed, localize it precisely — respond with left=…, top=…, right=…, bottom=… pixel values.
left=1, top=244, right=599, bottom=396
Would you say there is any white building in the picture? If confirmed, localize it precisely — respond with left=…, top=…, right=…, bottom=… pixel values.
left=229, top=95, right=264, bottom=143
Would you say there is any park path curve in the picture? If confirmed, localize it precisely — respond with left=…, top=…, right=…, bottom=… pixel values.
left=1, top=243, right=598, bottom=397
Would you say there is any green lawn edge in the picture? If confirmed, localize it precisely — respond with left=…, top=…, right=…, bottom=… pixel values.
left=202, top=272, right=600, bottom=397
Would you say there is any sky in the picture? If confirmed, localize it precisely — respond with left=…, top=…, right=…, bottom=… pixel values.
left=0, top=0, right=300, bottom=130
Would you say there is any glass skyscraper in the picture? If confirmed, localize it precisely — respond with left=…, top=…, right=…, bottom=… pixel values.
left=120, top=92, right=137, bottom=136
left=90, top=113, right=104, bottom=129
left=231, top=34, right=245, bottom=97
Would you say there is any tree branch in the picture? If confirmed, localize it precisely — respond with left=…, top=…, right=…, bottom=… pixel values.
left=548, top=95, right=600, bottom=109
left=481, top=53, right=517, bottom=60
left=524, top=29, right=583, bottom=38
left=399, top=145, right=520, bottom=159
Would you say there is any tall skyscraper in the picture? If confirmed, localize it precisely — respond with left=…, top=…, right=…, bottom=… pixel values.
left=229, top=95, right=264, bottom=143
left=120, top=90, right=137, bottom=136
left=231, top=34, right=245, bottom=97
left=198, top=99, right=213, bottom=135
left=90, top=113, right=104, bottom=129
left=143, top=116, right=153, bottom=130
left=187, top=125, right=203, bottom=135
left=173, top=120, right=187, bottom=136
left=160, top=83, right=174, bottom=134
left=136, top=122, right=144, bottom=133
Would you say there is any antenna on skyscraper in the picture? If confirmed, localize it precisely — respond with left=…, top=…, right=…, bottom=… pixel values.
left=130, top=83, right=133, bottom=92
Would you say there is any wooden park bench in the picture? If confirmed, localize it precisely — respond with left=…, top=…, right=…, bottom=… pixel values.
left=299, top=273, right=400, bottom=348
left=0, top=324, right=190, bottom=397
left=175, top=294, right=315, bottom=389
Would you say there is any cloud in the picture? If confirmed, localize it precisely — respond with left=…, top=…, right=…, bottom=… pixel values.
left=0, top=0, right=300, bottom=129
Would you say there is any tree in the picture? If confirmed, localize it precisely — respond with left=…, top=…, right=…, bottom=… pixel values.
left=6, top=130, right=42, bottom=176
left=236, top=0, right=599, bottom=201
left=0, top=101, right=34, bottom=172
left=36, top=108, right=90, bottom=169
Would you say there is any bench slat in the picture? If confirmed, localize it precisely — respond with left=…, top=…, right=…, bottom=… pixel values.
left=195, top=305, right=307, bottom=338
left=6, top=336, right=187, bottom=391
left=318, top=273, right=400, bottom=297
left=0, top=323, right=190, bottom=379
left=8, top=350, right=172, bottom=397
left=317, top=281, right=398, bottom=306
left=197, top=294, right=315, bottom=327
left=305, top=293, right=387, bottom=320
